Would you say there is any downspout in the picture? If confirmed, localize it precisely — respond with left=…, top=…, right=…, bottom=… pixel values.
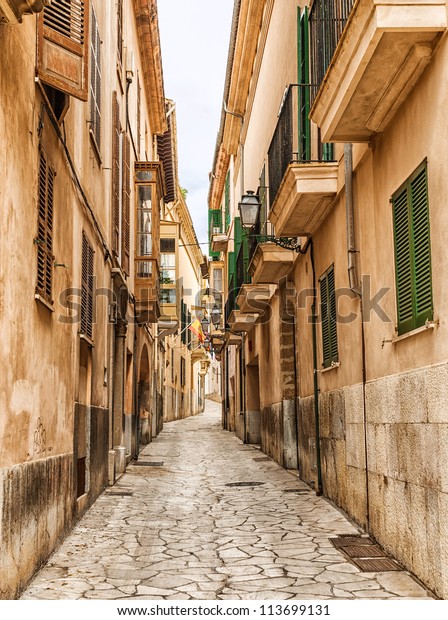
left=344, top=143, right=370, bottom=530
left=310, top=239, right=323, bottom=496
left=132, top=320, right=139, bottom=461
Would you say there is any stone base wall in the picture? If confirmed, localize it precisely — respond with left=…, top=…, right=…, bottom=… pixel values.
left=298, top=387, right=368, bottom=527
left=366, top=362, right=448, bottom=599
left=0, top=454, right=74, bottom=599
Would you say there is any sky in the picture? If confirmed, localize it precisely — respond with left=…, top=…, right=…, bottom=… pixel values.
left=157, top=0, right=234, bottom=250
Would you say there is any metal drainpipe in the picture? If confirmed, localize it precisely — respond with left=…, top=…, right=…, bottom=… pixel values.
left=310, top=239, right=323, bottom=495
left=344, top=143, right=370, bottom=531
left=132, top=321, right=139, bottom=461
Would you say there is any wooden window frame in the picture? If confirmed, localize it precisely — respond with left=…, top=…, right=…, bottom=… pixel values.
left=393, top=160, right=433, bottom=336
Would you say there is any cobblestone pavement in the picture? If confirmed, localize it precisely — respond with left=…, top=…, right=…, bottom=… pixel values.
left=22, top=400, right=434, bottom=600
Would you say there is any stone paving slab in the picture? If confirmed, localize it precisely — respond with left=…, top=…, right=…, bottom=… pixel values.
left=21, top=400, right=434, bottom=600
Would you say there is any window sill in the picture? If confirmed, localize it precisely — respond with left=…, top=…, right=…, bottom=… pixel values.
left=79, top=333, right=95, bottom=348
left=89, top=128, right=102, bottom=166
left=319, top=361, right=340, bottom=374
left=35, top=293, right=54, bottom=313
left=392, top=319, right=439, bottom=344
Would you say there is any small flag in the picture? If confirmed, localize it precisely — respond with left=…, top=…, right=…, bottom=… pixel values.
left=188, top=318, right=205, bottom=343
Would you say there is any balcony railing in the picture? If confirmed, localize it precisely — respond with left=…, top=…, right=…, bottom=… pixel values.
left=267, top=84, right=335, bottom=208
left=309, top=0, right=355, bottom=104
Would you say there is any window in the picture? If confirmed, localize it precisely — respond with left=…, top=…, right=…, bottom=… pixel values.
left=180, top=357, right=186, bottom=386
left=137, top=75, right=141, bottom=158
left=122, top=134, right=131, bottom=274
left=90, top=7, right=102, bottom=151
left=81, top=232, right=94, bottom=340
left=35, top=150, right=55, bottom=305
left=393, top=161, right=432, bottom=335
left=320, top=265, right=338, bottom=368
left=161, top=289, right=176, bottom=304
left=298, top=7, right=311, bottom=162
left=37, top=0, right=90, bottom=101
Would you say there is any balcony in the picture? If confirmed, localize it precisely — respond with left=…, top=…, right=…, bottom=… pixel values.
left=134, top=258, right=160, bottom=324
left=267, top=84, right=337, bottom=236
left=309, top=0, right=447, bottom=142
left=211, top=232, right=229, bottom=253
left=248, top=243, right=295, bottom=285
left=236, top=284, right=277, bottom=314
left=227, top=310, right=258, bottom=333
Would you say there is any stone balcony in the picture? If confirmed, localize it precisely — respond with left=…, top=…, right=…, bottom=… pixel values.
left=310, top=0, right=447, bottom=142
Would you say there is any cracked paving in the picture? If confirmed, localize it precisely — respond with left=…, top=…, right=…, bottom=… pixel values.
left=21, top=400, right=434, bottom=600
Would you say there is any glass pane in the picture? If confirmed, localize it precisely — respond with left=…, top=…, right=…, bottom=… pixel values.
left=161, top=253, right=176, bottom=268
left=138, top=184, right=152, bottom=207
left=160, top=268, right=175, bottom=284
left=136, top=171, right=153, bottom=182
left=136, top=261, right=152, bottom=278
left=138, top=233, right=152, bottom=256
left=161, top=289, right=176, bottom=304
left=138, top=209, right=152, bottom=235
left=161, top=238, right=176, bottom=252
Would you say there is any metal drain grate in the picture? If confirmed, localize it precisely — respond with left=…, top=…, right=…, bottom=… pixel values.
left=106, top=492, right=133, bottom=497
left=225, top=481, right=265, bottom=488
left=253, top=457, right=270, bottom=462
left=283, top=489, right=309, bottom=494
left=133, top=461, right=164, bottom=467
left=330, top=535, right=403, bottom=572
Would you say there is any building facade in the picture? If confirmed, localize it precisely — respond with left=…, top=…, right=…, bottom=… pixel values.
left=0, top=0, right=177, bottom=599
left=209, top=0, right=448, bottom=598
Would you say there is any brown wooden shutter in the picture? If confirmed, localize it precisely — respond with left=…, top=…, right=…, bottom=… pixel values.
left=122, top=134, right=131, bottom=275
left=37, top=0, right=90, bottom=101
left=36, top=150, right=55, bottom=304
left=81, top=232, right=94, bottom=340
left=112, top=92, right=121, bottom=256
left=89, top=7, right=101, bottom=150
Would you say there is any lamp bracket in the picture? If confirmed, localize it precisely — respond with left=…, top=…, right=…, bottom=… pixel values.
left=256, top=235, right=302, bottom=253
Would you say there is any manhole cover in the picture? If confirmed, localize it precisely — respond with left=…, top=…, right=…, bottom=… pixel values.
left=331, top=536, right=374, bottom=548
left=353, top=558, right=402, bottom=572
left=343, top=545, right=387, bottom=558
left=253, top=457, right=270, bottom=462
left=133, top=461, right=164, bottom=467
left=330, top=535, right=403, bottom=572
left=225, top=481, right=265, bottom=488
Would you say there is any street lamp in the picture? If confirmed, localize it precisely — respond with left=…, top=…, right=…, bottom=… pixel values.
left=211, top=304, right=221, bottom=329
left=201, top=315, right=210, bottom=334
left=238, top=190, right=302, bottom=252
left=238, top=190, right=260, bottom=230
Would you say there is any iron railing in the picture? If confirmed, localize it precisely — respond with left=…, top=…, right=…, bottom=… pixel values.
left=267, top=84, right=335, bottom=207
left=309, top=0, right=355, bottom=104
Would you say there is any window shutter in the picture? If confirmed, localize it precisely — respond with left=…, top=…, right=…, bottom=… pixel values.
left=37, top=0, right=89, bottom=101
left=411, top=166, right=433, bottom=328
left=112, top=92, right=121, bottom=256
left=320, top=265, right=338, bottom=368
left=81, top=232, right=94, bottom=340
left=393, top=187, right=413, bottom=335
left=36, top=150, right=55, bottom=304
left=328, top=266, right=338, bottom=362
left=90, top=7, right=101, bottom=150
left=122, top=134, right=131, bottom=275
left=320, top=275, right=331, bottom=368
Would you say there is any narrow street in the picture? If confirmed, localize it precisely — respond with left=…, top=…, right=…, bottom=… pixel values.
left=22, top=401, right=433, bottom=601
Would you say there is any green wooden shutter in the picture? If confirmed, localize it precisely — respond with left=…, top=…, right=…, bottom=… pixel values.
left=411, top=166, right=433, bottom=328
left=393, top=161, right=432, bottom=335
left=393, top=187, right=413, bottom=335
left=320, top=274, right=331, bottom=368
left=298, top=7, right=311, bottom=162
left=320, top=265, right=338, bottom=368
